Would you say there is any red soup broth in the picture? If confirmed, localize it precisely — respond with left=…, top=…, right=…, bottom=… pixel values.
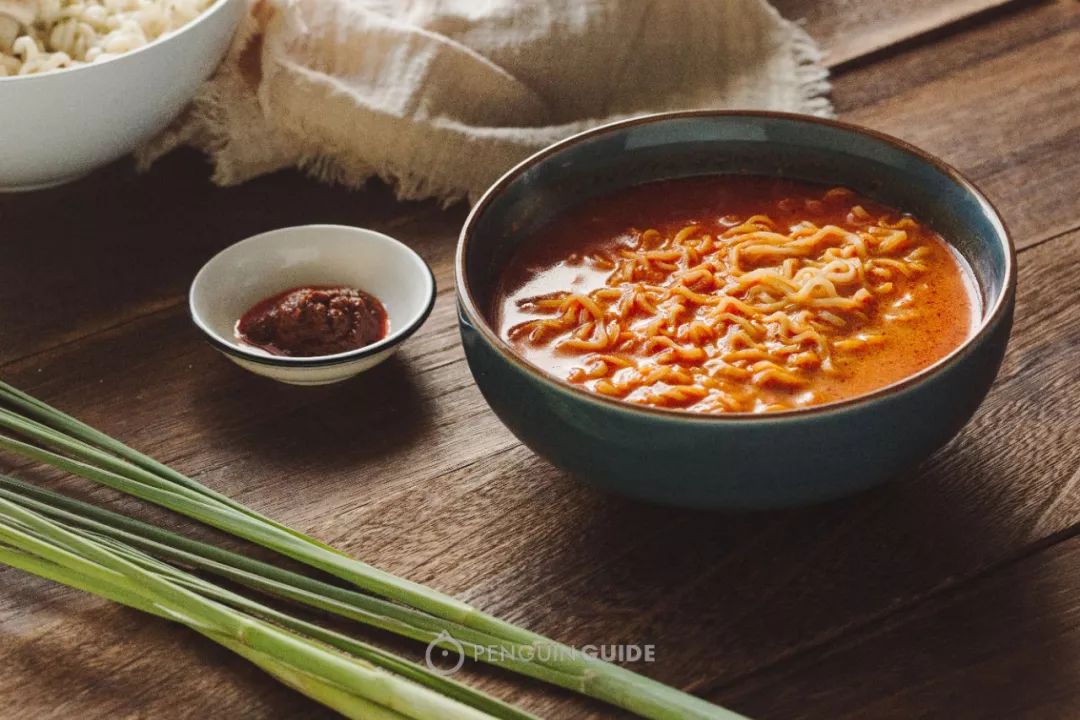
left=492, top=176, right=979, bottom=414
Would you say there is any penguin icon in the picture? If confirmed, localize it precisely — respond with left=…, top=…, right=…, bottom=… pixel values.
left=425, top=630, right=466, bottom=676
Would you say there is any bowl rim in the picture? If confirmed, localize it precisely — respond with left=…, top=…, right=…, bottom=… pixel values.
left=0, top=0, right=235, bottom=84
left=189, top=224, right=437, bottom=369
left=456, top=109, right=1017, bottom=422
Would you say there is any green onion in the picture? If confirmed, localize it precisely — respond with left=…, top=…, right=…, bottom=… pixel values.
left=0, top=475, right=577, bottom=686
left=0, top=475, right=539, bottom=720
left=0, top=381, right=746, bottom=720
left=0, top=497, right=508, bottom=720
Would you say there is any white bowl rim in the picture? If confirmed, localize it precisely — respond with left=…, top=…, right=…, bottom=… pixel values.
left=189, top=224, right=437, bottom=368
left=0, top=0, right=234, bottom=84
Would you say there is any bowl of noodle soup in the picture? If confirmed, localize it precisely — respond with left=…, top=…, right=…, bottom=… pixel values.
left=456, top=111, right=1015, bottom=509
left=0, top=0, right=242, bottom=190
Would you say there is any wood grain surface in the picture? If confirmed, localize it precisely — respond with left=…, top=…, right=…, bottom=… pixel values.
left=773, top=0, right=1023, bottom=67
left=1, top=1, right=1078, bottom=719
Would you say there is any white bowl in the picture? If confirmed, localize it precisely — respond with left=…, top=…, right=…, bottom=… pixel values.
left=189, top=225, right=437, bottom=385
left=0, top=0, right=243, bottom=191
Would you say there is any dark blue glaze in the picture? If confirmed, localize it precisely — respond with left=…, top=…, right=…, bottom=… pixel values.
left=456, top=112, right=1016, bottom=509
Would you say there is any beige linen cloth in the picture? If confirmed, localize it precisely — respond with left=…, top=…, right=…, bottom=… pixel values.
left=142, top=0, right=832, bottom=204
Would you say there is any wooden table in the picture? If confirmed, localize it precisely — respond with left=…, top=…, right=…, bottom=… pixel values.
left=2, top=1, right=1078, bottom=717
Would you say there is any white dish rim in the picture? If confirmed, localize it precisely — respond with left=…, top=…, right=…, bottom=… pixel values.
left=0, top=0, right=233, bottom=85
left=188, top=224, right=437, bottom=368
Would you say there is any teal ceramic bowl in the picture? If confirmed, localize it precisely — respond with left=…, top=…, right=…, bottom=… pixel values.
left=456, top=111, right=1015, bottom=509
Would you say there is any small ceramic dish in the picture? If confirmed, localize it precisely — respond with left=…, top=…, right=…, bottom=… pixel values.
left=190, top=225, right=436, bottom=385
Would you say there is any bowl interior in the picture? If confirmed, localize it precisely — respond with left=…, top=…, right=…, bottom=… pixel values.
left=0, top=0, right=243, bottom=190
left=0, top=0, right=235, bottom=86
left=462, top=113, right=1011, bottom=330
left=191, top=225, right=434, bottom=361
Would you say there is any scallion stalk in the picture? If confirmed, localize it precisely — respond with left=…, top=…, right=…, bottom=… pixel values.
left=0, top=475, right=579, bottom=687
left=0, top=381, right=746, bottom=720
left=0, top=497, right=504, bottom=720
